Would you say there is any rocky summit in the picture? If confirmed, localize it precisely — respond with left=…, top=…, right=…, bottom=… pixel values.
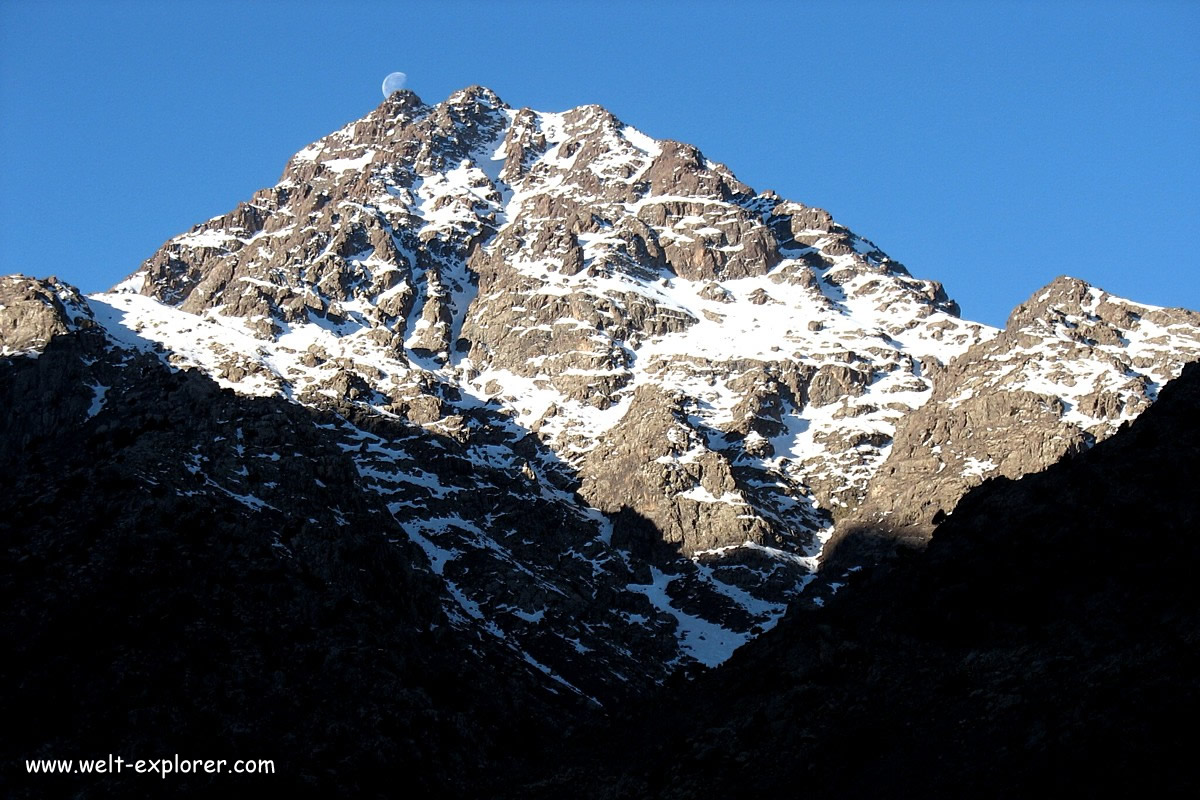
left=3, top=85, right=1199, bottom=796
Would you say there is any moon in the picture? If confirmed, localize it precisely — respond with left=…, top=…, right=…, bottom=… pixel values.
left=381, top=72, right=408, bottom=98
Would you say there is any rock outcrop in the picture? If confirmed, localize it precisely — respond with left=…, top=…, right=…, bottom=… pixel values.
left=0, top=275, right=92, bottom=356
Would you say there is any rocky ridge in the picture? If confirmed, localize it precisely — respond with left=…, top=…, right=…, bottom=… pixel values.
left=846, top=275, right=1200, bottom=545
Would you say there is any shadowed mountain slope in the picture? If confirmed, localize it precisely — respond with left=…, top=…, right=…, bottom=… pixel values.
left=0, top=323, right=577, bottom=799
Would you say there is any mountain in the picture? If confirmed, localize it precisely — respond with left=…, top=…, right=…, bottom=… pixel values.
left=71, top=85, right=1001, bottom=686
left=3, top=85, right=1199, bottom=796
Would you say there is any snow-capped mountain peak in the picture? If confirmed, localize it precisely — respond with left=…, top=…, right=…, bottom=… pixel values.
left=11, top=86, right=1195, bottom=695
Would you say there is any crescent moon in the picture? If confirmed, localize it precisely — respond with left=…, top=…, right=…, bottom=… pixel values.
left=381, top=72, right=408, bottom=98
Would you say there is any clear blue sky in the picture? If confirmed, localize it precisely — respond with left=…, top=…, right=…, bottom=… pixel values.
left=2, top=0, right=1197, bottom=328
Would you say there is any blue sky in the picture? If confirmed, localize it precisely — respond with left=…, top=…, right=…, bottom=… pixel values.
left=1, top=0, right=1196, bottom=328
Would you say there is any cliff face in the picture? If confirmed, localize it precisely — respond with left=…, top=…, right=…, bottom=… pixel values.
left=0, top=275, right=92, bottom=356
left=115, top=86, right=986, bottom=551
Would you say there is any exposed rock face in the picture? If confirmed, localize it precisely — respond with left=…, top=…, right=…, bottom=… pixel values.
left=580, top=384, right=773, bottom=555
left=848, top=276, right=1200, bottom=541
left=0, top=275, right=92, bottom=355
left=112, top=87, right=985, bottom=518
left=5, top=86, right=1198, bottom=710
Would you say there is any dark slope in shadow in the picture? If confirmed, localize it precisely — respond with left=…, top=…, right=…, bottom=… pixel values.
left=0, top=329, right=581, bottom=799
left=513, top=360, right=1200, bottom=799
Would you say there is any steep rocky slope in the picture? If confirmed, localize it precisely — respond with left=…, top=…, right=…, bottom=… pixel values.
left=515, top=360, right=1200, bottom=799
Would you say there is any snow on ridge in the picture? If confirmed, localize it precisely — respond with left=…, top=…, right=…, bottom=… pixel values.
left=621, top=125, right=662, bottom=158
